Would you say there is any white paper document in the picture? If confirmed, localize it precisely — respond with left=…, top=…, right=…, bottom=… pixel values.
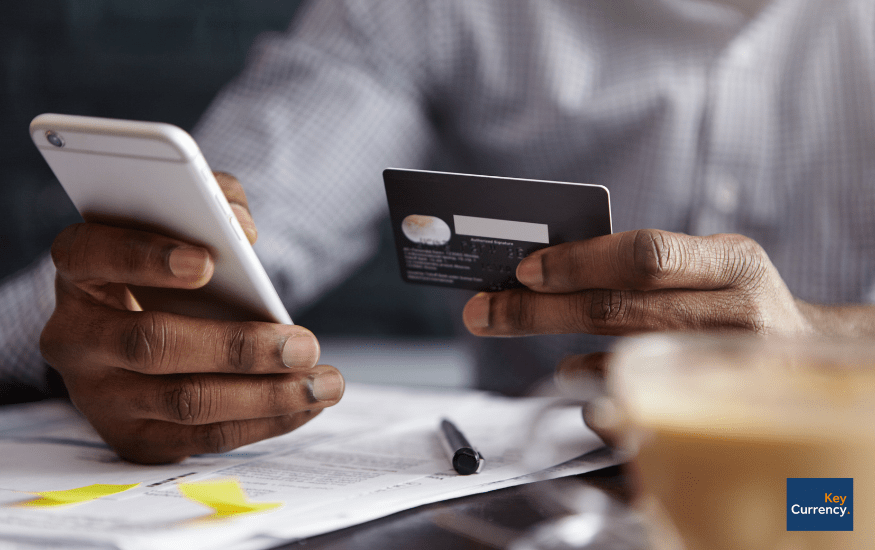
left=0, top=384, right=612, bottom=550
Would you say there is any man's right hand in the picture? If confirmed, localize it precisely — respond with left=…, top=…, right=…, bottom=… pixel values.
left=39, top=173, right=344, bottom=464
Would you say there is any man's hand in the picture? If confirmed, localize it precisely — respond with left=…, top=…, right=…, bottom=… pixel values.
left=462, top=228, right=822, bottom=447
left=463, top=229, right=813, bottom=338
left=40, top=173, right=344, bottom=464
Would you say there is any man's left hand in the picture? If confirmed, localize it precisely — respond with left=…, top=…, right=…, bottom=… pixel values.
left=463, top=229, right=812, bottom=337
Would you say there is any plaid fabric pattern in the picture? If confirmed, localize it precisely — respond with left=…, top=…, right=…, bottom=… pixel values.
left=0, top=256, right=56, bottom=392
left=5, top=0, right=875, bottom=393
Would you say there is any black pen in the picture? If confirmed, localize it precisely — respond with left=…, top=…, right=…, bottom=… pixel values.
left=439, top=418, right=485, bottom=475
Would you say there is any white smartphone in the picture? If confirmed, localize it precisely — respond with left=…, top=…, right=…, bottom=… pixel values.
left=30, top=113, right=292, bottom=324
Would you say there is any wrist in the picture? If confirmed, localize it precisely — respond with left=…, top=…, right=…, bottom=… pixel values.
left=795, top=299, right=875, bottom=337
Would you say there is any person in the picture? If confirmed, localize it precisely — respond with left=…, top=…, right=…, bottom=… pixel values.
left=4, top=0, right=875, bottom=463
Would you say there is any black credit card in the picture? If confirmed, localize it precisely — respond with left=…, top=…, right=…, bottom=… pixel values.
left=383, top=169, right=612, bottom=292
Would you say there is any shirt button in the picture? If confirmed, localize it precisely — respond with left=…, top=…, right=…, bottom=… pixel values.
left=709, top=173, right=741, bottom=213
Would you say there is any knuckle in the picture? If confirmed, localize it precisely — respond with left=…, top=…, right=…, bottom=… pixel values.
left=163, top=375, right=210, bottom=424
left=629, top=229, right=675, bottom=287
left=198, top=422, right=242, bottom=454
left=50, top=223, right=88, bottom=276
left=121, top=232, right=170, bottom=275
left=265, top=378, right=289, bottom=415
left=501, top=291, right=539, bottom=333
left=721, top=234, right=770, bottom=286
left=120, top=312, right=176, bottom=373
left=584, top=289, right=634, bottom=332
left=220, top=324, right=259, bottom=372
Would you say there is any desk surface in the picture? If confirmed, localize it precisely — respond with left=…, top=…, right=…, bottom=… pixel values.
left=275, top=465, right=648, bottom=550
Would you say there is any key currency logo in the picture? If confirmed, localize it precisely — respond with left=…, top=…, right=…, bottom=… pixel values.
left=787, top=478, right=853, bottom=531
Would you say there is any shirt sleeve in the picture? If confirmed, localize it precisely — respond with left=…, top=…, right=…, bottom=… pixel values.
left=0, top=255, right=57, bottom=396
left=193, top=0, right=438, bottom=313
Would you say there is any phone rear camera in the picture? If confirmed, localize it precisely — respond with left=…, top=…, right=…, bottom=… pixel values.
left=45, top=130, right=64, bottom=148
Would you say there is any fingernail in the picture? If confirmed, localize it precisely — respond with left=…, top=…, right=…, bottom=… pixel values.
left=282, top=332, right=320, bottom=368
left=465, top=292, right=491, bottom=329
left=516, top=255, right=543, bottom=287
left=308, top=370, right=345, bottom=402
left=554, top=359, right=575, bottom=390
left=168, top=246, right=210, bottom=281
left=583, top=397, right=620, bottom=432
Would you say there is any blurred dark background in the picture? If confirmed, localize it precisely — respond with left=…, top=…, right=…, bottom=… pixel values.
left=1, top=0, right=455, bottom=338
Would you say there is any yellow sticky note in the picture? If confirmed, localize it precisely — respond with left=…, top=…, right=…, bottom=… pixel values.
left=178, top=479, right=281, bottom=519
left=19, top=483, right=139, bottom=508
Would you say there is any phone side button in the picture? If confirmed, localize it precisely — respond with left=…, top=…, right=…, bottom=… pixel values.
left=202, top=165, right=215, bottom=185
left=229, top=216, right=244, bottom=240
left=214, top=193, right=232, bottom=217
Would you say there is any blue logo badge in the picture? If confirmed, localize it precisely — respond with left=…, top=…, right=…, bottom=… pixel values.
left=787, top=478, right=853, bottom=531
